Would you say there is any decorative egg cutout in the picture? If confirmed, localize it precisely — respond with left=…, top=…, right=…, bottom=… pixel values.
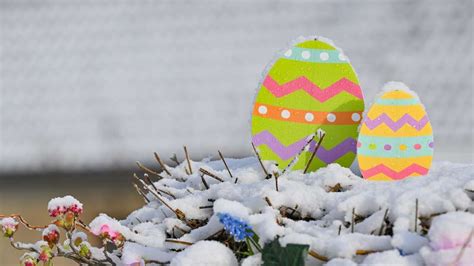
left=251, top=37, right=364, bottom=172
left=357, top=82, right=434, bottom=181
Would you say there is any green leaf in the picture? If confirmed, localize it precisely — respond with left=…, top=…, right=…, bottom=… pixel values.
left=262, top=238, right=309, bottom=266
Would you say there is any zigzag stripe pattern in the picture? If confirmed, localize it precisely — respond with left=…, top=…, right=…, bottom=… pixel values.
left=262, top=76, right=363, bottom=102
left=364, top=114, right=429, bottom=131
left=252, top=130, right=356, bottom=163
left=362, top=164, right=429, bottom=180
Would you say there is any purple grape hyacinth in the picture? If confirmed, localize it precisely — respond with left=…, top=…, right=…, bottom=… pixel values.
left=217, top=213, right=254, bottom=241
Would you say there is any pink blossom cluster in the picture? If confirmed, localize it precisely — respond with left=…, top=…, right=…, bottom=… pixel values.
left=47, top=196, right=83, bottom=217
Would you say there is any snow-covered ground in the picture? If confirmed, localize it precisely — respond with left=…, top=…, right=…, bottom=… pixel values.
left=87, top=157, right=473, bottom=265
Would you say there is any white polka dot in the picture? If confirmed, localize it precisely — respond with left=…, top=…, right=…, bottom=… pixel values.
left=327, top=113, right=336, bottom=122
left=338, top=53, right=346, bottom=61
left=351, top=113, right=361, bottom=122
left=301, top=51, right=311, bottom=59
left=305, top=112, right=314, bottom=122
left=281, top=110, right=291, bottom=119
left=320, top=52, right=329, bottom=61
left=258, top=105, right=268, bottom=115
left=284, top=49, right=292, bottom=57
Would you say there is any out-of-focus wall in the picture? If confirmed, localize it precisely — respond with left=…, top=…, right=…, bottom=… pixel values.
left=1, top=0, right=473, bottom=173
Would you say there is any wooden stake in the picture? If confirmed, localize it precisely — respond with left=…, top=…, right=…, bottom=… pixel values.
left=183, top=146, right=193, bottom=175
left=218, top=150, right=233, bottom=178
left=154, top=152, right=172, bottom=176
left=251, top=142, right=269, bottom=176
left=303, top=132, right=326, bottom=174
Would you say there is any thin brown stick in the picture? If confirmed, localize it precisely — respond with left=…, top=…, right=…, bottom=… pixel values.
left=378, top=208, right=389, bottom=236
left=200, top=174, right=210, bottom=189
left=136, top=161, right=162, bottom=177
left=145, top=184, right=183, bottom=219
left=308, top=250, right=329, bottom=262
left=165, top=239, right=193, bottom=246
left=143, top=173, right=159, bottom=191
left=133, top=183, right=151, bottom=203
left=0, top=214, right=47, bottom=231
left=351, top=208, right=355, bottom=233
left=184, top=146, right=193, bottom=175
left=199, top=205, right=213, bottom=209
left=218, top=150, right=233, bottom=178
left=264, top=197, right=273, bottom=207
left=338, top=224, right=342, bottom=235
left=251, top=142, right=269, bottom=176
left=199, top=168, right=224, bottom=182
left=303, top=132, right=326, bottom=173
left=274, top=172, right=279, bottom=191
left=154, top=152, right=172, bottom=176
left=157, top=189, right=176, bottom=200
left=415, top=198, right=419, bottom=233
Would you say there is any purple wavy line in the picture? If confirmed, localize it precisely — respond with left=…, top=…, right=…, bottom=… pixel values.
left=252, top=131, right=357, bottom=163
left=364, top=114, right=429, bottom=131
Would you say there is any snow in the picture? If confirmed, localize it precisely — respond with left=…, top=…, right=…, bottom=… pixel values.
left=170, top=240, right=238, bottom=266
left=47, top=195, right=83, bottom=217
left=92, top=158, right=473, bottom=264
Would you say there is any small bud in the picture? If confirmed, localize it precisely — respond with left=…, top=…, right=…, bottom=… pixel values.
left=78, top=242, right=92, bottom=258
left=0, top=217, right=19, bottom=238
left=20, top=253, right=38, bottom=266
left=42, top=225, right=60, bottom=248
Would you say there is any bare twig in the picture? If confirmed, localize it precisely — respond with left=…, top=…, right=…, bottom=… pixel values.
left=415, top=198, right=419, bottom=233
left=218, top=150, right=233, bottom=178
left=199, top=168, right=224, bottom=182
left=338, top=224, right=342, bottom=236
left=304, top=131, right=326, bottom=174
left=154, top=152, right=172, bottom=176
left=264, top=197, right=273, bottom=207
left=273, top=172, right=279, bottom=191
left=0, top=214, right=47, bottom=231
left=351, top=208, right=355, bottom=233
left=136, top=161, right=162, bottom=177
left=133, top=183, right=151, bottom=203
left=378, top=208, right=389, bottom=236
left=165, top=239, right=193, bottom=246
left=251, top=142, right=269, bottom=176
left=281, top=133, right=317, bottom=175
left=184, top=146, right=193, bottom=175
left=200, top=174, right=210, bottom=189
left=199, top=205, right=213, bottom=209
left=143, top=173, right=159, bottom=191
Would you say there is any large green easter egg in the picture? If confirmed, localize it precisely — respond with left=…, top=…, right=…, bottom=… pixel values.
left=251, top=37, right=365, bottom=172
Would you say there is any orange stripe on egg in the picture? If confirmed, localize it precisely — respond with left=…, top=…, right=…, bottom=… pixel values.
left=253, top=103, right=363, bottom=125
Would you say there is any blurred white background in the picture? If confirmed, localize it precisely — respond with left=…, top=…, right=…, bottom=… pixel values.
left=0, top=0, right=473, bottom=174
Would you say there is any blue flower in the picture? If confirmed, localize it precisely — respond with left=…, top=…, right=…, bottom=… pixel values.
left=217, top=213, right=254, bottom=241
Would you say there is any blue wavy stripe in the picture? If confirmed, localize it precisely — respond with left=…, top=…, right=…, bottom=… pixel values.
left=358, top=135, right=434, bottom=158
left=375, top=98, right=420, bottom=106
left=283, top=47, right=347, bottom=63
